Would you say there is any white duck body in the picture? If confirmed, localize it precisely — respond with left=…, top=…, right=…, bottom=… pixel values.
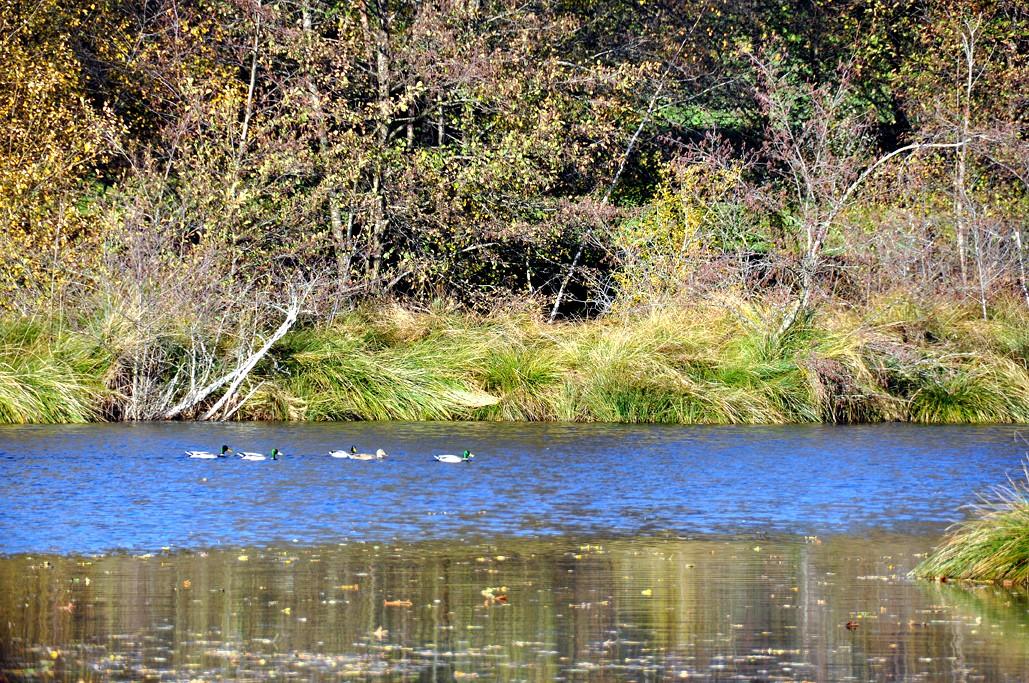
left=186, top=445, right=231, bottom=459
left=349, top=448, right=388, bottom=461
left=239, top=448, right=280, bottom=462
left=434, top=451, right=474, bottom=463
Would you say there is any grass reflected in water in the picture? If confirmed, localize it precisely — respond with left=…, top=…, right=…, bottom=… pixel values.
left=2, top=534, right=1028, bottom=681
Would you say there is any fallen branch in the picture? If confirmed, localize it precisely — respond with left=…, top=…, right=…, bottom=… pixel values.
left=163, top=290, right=306, bottom=420
left=201, top=294, right=303, bottom=421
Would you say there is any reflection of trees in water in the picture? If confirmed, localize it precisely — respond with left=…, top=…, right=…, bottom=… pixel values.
left=1, top=535, right=1028, bottom=680
left=918, top=579, right=1029, bottom=670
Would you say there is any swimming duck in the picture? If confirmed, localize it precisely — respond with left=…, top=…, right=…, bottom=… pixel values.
left=434, top=450, right=474, bottom=463
left=186, top=445, right=231, bottom=459
left=347, top=446, right=388, bottom=461
left=328, top=449, right=351, bottom=459
left=239, top=448, right=280, bottom=461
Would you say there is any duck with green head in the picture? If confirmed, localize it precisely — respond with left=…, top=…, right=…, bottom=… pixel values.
left=186, top=445, right=231, bottom=459
left=434, top=450, right=474, bottom=463
left=239, top=448, right=280, bottom=461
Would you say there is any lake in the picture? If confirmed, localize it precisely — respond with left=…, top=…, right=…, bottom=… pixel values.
left=1, top=423, right=1027, bottom=680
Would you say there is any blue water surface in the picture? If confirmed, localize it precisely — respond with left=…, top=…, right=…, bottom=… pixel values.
left=0, top=422, right=1024, bottom=554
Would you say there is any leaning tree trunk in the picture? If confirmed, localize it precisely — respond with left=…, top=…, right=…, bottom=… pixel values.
left=163, top=292, right=304, bottom=420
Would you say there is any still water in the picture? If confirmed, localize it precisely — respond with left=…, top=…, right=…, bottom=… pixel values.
left=1, top=423, right=1027, bottom=680
left=0, top=423, right=1024, bottom=553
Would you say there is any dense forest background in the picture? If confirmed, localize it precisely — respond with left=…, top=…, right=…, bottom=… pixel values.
left=2, top=0, right=1028, bottom=423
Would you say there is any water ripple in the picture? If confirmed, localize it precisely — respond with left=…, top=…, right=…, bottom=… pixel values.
left=0, top=422, right=1023, bottom=554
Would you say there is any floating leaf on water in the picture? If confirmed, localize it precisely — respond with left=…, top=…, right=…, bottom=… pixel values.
left=383, top=599, right=412, bottom=608
left=237, top=555, right=248, bottom=562
left=480, top=586, right=508, bottom=598
left=640, top=589, right=653, bottom=596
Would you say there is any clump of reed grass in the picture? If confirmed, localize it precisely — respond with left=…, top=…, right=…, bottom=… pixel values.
left=915, top=461, right=1029, bottom=585
left=905, top=361, right=1029, bottom=424
left=0, top=319, right=109, bottom=423
left=265, top=326, right=497, bottom=421
left=474, top=341, right=562, bottom=421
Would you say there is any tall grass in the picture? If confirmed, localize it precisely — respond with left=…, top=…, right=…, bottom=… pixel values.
left=914, top=462, right=1029, bottom=584
left=253, top=310, right=500, bottom=421
left=2, top=295, right=1029, bottom=424
left=0, top=319, right=109, bottom=423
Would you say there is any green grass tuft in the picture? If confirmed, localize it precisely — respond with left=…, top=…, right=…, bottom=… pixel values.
left=0, top=319, right=109, bottom=423
left=915, top=463, right=1029, bottom=584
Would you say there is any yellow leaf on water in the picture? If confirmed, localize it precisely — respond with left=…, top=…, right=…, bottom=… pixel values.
left=281, top=607, right=291, bottom=615
left=640, top=588, right=653, bottom=596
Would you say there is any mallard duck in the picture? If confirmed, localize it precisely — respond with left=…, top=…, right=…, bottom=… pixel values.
left=186, top=445, right=231, bottom=459
left=239, top=448, right=280, bottom=461
left=347, top=446, right=388, bottom=461
left=434, top=450, right=474, bottom=463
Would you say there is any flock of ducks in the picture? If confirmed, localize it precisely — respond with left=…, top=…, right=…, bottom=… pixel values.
left=184, top=445, right=475, bottom=463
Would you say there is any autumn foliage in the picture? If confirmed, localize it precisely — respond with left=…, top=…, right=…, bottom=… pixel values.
left=0, top=0, right=1027, bottom=421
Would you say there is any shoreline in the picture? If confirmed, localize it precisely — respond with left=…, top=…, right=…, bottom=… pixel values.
left=3, top=297, right=1028, bottom=426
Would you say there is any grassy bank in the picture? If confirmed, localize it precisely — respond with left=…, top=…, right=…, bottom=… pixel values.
left=2, top=296, right=1029, bottom=425
left=0, top=319, right=109, bottom=423
left=914, top=463, right=1029, bottom=585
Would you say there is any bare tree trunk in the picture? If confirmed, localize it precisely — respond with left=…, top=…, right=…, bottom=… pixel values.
left=954, top=17, right=980, bottom=288
left=359, top=1, right=391, bottom=286
left=302, top=2, right=348, bottom=280
left=1015, top=227, right=1029, bottom=308
left=406, top=105, right=414, bottom=148
left=369, top=171, right=386, bottom=281
left=970, top=207, right=988, bottom=319
left=238, top=0, right=262, bottom=160
left=955, top=144, right=969, bottom=286
left=437, top=95, right=444, bottom=146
